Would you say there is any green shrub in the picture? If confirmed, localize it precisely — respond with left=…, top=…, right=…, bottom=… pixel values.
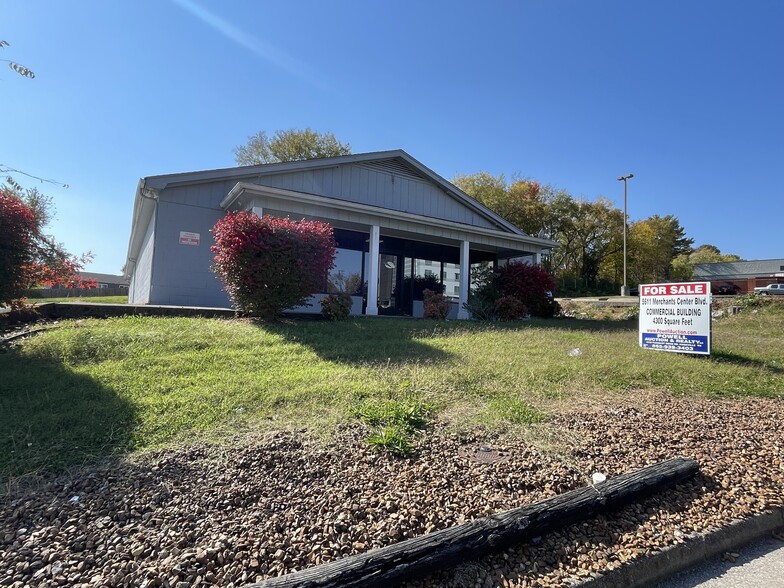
left=624, top=304, right=640, bottom=319
left=320, top=292, right=352, bottom=320
left=465, top=261, right=559, bottom=320
left=734, top=293, right=772, bottom=309
left=366, top=426, right=412, bottom=456
left=464, top=264, right=501, bottom=320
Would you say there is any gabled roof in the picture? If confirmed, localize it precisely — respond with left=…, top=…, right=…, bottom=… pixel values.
left=139, top=150, right=525, bottom=235
left=125, top=150, right=557, bottom=276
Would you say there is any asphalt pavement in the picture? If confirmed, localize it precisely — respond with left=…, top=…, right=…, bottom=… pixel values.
left=653, top=535, right=784, bottom=588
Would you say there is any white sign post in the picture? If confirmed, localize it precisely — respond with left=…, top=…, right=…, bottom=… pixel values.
left=639, top=282, right=712, bottom=355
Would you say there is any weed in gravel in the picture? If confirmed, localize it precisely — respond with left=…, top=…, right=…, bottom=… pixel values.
left=366, top=426, right=413, bottom=456
left=353, top=396, right=433, bottom=455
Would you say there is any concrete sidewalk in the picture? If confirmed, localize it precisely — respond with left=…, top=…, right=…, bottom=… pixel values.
left=654, top=535, right=784, bottom=587
left=577, top=510, right=784, bottom=588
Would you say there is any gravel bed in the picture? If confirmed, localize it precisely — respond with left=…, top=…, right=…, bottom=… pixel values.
left=1, top=394, right=782, bottom=588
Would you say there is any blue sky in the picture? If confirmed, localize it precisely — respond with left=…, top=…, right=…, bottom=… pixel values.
left=3, top=0, right=782, bottom=274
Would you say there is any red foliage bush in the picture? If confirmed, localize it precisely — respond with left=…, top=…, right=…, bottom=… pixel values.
left=211, top=211, right=336, bottom=319
left=497, top=261, right=559, bottom=318
left=1, top=187, right=95, bottom=306
left=494, top=295, right=528, bottom=321
left=0, top=190, right=37, bottom=304
left=423, top=288, right=449, bottom=320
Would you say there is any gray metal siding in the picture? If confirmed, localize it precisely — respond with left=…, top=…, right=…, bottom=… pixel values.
left=253, top=164, right=499, bottom=230
left=148, top=193, right=231, bottom=308
left=164, top=180, right=239, bottom=208
left=129, top=211, right=155, bottom=304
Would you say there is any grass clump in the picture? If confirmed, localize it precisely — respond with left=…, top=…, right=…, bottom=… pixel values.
left=353, top=397, right=433, bottom=456
left=488, top=397, right=546, bottom=425
left=366, top=427, right=414, bottom=456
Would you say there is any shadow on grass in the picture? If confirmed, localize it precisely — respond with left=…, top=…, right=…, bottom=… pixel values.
left=262, top=316, right=640, bottom=365
left=0, top=345, right=137, bottom=487
left=710, top=349, right=784, bottom=375
left=262, top=318, right=457, bottom=365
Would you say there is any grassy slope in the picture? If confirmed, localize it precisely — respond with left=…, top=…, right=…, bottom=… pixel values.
left=1, top=304, right=782, bottom=481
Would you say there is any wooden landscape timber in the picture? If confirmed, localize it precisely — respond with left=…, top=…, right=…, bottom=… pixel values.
left=249, top=457, right=700, bottom=588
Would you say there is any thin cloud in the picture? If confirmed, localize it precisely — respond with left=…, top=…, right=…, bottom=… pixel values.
left=170, top=0, right=324, bottom=88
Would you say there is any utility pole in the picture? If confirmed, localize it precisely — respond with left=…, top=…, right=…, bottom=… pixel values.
left=617, top=173, right=634, bottom=296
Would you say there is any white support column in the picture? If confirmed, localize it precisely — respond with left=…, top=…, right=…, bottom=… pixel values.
left=251, top=205, right=263, bottom=217
left=365, top=225, right=380, bottom=316
left=457, top=239, right=470, bottom=319
left=535, top=252, right=542, bottom=265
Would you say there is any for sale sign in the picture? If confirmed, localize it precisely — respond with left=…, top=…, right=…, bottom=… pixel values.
left=639, top=282, right=712, bottom=355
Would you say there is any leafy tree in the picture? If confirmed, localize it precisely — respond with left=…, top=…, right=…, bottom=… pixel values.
left=452, top=172, right=555, bottom=236
left=453, top=172, right=508, bottom=211
left=689, top=244, right=742, bottom=265
left=211, top=211, right=337, bottom=319
left=234, top=128, right=351, bottom=165
left=670, top=244, right=743, bottom=281
left=454, top=172, right=624, bottom=294
left=548, top=196, right=623, bottom=291
left=1, top=186, right=94, bottom=306
left=627, top=215, right=693, bottom=283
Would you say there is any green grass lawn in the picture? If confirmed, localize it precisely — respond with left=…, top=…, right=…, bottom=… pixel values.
left=30, top=295, right=129, bottom=304
left=2, top=302, right=782, bottom=483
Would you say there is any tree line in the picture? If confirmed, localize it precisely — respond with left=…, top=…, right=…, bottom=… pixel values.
left=451, top=173, right=741, bottom=295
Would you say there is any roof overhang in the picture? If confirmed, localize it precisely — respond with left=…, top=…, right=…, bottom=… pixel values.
left=221, top=182, right=557, bottom=255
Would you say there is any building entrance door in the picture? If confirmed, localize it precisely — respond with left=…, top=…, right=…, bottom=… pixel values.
left=377, top=254, right=400, bottom=314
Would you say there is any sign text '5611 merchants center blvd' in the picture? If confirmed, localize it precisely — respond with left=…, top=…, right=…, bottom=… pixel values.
left=639, top=282, right=712, bottom=355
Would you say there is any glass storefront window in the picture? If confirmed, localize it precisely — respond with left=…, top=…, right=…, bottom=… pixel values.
left=328, top=248, right=363, bottom=295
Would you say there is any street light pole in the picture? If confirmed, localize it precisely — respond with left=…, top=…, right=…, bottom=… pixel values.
left=617, top=173, right=634, bottom=296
